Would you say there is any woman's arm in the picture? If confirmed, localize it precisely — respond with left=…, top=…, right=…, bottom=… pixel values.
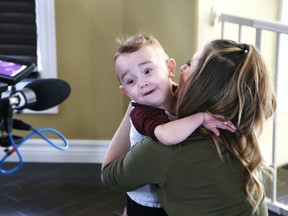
left=102, top=137, right=172, bottom=192
left=155, top=112, right=236, bottom=145
left=101, top=103, right=132, bottom=169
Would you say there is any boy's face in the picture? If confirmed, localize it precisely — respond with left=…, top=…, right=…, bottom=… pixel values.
left=115, top=46, right=176, bottom=109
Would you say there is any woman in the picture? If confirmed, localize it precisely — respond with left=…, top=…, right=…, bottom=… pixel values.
left=102, top=39, right=276, bottom=216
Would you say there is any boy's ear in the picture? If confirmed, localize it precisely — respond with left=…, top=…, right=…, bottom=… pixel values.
left=167, top=58, right=176, bottom=78
left=119, top=85, right=128, bottom=95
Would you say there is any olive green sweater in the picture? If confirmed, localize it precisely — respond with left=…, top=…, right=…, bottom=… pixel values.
left=102, top=135, right=268, bottom=216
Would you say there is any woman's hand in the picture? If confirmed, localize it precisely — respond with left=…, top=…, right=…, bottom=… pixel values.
left=202, top=112, right=236, bottom=136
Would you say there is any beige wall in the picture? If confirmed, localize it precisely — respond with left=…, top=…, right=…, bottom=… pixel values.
left=15, top=0, right=281, bottom=144
left=15, top=0, right=199, bottom=140
left=16, top=0, right=124, bottom=139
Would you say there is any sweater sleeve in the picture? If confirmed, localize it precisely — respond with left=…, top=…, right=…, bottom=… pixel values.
left=130, top=103, right=170, bottom=141
left=101, top=137, right=172, bottom=192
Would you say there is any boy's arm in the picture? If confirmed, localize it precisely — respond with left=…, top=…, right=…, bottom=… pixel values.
left=155, top=112, right=236, bottom=145
left=154, top=113, right=203, bottom=145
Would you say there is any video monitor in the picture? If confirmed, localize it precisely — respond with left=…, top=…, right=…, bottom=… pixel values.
left=0, top=56, right=35, bottom=85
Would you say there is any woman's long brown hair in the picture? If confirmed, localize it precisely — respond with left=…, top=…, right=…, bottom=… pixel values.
left=177, top=39, right=276, bottom=211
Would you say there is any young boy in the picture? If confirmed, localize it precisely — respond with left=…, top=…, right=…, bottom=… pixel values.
left=113, top=32, right=235, bottom=216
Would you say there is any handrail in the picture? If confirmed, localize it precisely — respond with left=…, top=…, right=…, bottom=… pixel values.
left=221, top=14, right=288, bottom=34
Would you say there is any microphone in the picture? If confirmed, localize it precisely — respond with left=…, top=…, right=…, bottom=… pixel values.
left=3, top=78, right=71, bottom=111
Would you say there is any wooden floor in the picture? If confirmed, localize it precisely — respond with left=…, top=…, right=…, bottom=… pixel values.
left=0, top=163, right=125, bottom=216
left=0, top=163, right=282, bottom=216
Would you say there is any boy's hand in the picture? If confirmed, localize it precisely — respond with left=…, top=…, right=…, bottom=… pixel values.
left=202, top=112, right=236, bottom=136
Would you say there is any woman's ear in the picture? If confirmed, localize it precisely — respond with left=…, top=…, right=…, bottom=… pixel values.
left=119, top=85, right=128, bottom=95
left=167, top=58, right=176, bottom=78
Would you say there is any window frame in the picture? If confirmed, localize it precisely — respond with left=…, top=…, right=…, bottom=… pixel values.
left=36, top=0, right=57, bottom=80
left=21, top=0, right=58, bottom=114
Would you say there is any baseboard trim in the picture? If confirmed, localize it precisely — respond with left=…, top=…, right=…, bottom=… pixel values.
left=5, top=139, right=110, bottom=164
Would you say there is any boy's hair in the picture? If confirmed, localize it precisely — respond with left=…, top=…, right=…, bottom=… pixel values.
left=114, top=32, right=168, bottom=61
